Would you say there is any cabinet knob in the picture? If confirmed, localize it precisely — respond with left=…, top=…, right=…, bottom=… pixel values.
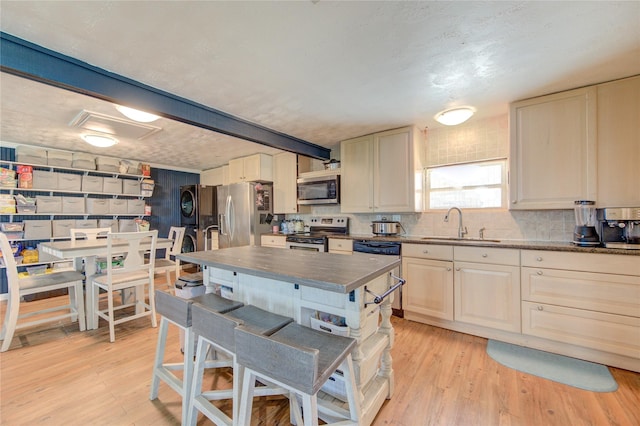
left=536, top=257, right=543, bottom=262
left=455, top=267, right=460, bottom=271
left=423, top=250, right=429, bottom=254
left=537, top=305, right=544, bottom=311
left=447, top=267, right=452, bottom=271
left=482, top=253, right=488, bottom=258
left=537, top=270, right=543, bottom=275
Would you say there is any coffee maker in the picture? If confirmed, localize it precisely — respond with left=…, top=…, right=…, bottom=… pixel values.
left=598, top=207, right=640, bottom=250
left=573, top=200, right=600, bottom=246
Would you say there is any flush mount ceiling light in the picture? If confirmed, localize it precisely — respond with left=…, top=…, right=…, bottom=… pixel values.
left=114, top=104, right=160, bottom=123
left=435, top=107, right=476, bottom=126
left=82, top=134, right=118, bottom=148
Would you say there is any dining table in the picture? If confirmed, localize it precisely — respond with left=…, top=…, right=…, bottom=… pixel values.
left=39, top=237, right=173, bottom=329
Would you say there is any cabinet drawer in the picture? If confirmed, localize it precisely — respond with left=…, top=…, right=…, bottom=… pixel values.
left=328, top=238, right=353, bottom=253
left=402, top=243, right=452, bottom=260
left=522, top=301, right=640, bottom=359
left=522, top=266, right=640, bottom=317
left=522, top=250, right=640, bottom=276
left=454, top=246, right=520, bottom=266
left=260, top=234, right=287, bottom=248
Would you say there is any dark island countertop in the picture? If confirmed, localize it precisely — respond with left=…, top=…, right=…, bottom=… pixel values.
left=177, top=246, right=400, bottom=294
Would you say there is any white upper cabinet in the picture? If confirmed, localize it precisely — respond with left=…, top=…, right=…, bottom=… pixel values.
left=273, top=152, right=298, bottom=214
left=228, top=153, right=273, bottom=184
left=200, top=166, right=225, bottom=186
left=509, top=86, right=597, bottom=209
left=340, top=126, right=424, bottom=213
left=596, top=75, right=640, bottom=207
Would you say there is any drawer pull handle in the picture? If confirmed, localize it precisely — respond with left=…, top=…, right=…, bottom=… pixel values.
left=482, top=253, right=488, bottom=258
left=536, top=257, right=543, bottom=262
left=537, top=305, right=544, bottom=311
left=537, top=271, right=543, bottom=275
left=423, top=250, right=429, bottom=254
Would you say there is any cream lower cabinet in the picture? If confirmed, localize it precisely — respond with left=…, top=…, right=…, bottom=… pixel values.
left=453, top=246, right=521, bottom=332
left=341, top=126, right=424, bottom=213
left=328, top=238, right=353, bottom=255
left=402, top=244, right=454, bottom=321
left=521, top=250, right=640, bottom=360
left=260, top=234, right=287, bottom=248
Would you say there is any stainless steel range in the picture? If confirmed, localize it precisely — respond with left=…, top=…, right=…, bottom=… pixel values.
left=285, top=216, right=348, bottom=252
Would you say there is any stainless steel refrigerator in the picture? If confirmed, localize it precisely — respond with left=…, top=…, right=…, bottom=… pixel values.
left=217, top=182, right=273, bottom=249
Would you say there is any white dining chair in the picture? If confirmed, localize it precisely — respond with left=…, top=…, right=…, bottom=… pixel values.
left=152, top=226, right=185, bottom=288
left=69, top=227, right=112, bottom=272
left=0, top=232, right=86, bottom=352
left=88, top=230, right=158, bottom=342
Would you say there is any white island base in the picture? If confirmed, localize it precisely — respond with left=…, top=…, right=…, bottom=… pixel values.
left=203, top=266, right=396, bottom=426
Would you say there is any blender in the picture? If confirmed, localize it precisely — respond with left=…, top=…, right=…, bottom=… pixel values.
left=573, top=200, right=600, bottom=246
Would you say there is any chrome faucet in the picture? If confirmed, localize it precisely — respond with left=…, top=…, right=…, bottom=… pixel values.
left=444, top=207, right=468, bottom=239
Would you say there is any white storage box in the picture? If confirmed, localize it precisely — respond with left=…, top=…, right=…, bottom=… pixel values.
left=16, top=146, right=47, bottom=165
left=118, top=219, right=138, bottom=232
left=74, top=219, right=98, bottom=230
left=310, top=313, right=349, bottom=337
left=321, top=370, right=348, bottom=401
left=96, top=156, right=121, bottom=172
left=72, top=152, right=96, bottom=170
left=1, top=222, right=24, bottom=232
left=33, top=170, right=58, bottom=190
left=36, top=195, right=63, bottom=213
left=109, top=199, right=128, bottom=215
left=85, top=198, right=110, bottom=215
left=62, top=196, right=85, bottom=214
left=57, top=173, right=82, bottom=191
left=23, top=220, right=52, bottom=239
left=127, top=199, right=145, bottom=214
left=122, top=179, right=140, bottom=195
left=52, top=219, right=76, bottom=238
left=102, top=178, right=122, bottom=194
left=98, top=219, right=118, bottom=233
left=81, top=175, right=103, bottom=192
left=47, top=150, right=73, bottom=167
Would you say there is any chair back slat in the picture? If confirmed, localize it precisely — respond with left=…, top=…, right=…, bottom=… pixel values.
left=167, top=226, right=186, bottom=259
left=0, top=233, right=20, bottom=292
left=70, top=227, right=111, bottom=241
left=106, top=230, right=158, bottom=279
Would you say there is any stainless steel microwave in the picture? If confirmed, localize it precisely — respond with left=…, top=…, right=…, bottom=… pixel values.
left=296, top=175, right=340, bottom=205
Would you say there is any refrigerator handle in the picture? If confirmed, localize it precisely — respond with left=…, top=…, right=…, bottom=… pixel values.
left=228, top=195, right=235, bottom=241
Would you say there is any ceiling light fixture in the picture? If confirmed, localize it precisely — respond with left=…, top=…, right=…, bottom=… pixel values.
left=435, top=107, right=475, bottom=126
left=114, top=104, right=160, bottom=123
left=82, top=134, right=118, bottom=148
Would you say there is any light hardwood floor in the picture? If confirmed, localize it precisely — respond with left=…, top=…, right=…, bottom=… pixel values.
left=1, top=293, right=639, bottom=425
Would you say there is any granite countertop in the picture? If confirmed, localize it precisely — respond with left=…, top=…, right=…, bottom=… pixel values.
left=329, top=234, right=640, bottom=256
left=177, top=246, right=400, bottom=293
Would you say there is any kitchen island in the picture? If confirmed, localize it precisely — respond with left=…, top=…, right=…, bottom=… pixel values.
left=177, top=246, right=402, bottom=425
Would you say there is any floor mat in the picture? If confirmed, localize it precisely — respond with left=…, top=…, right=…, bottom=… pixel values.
left=487, top=340, right=618, bottom=392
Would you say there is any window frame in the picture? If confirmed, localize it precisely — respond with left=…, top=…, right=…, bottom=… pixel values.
left=424, top=158, right=508, bottom=211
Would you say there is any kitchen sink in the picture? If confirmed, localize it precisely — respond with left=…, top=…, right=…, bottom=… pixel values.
left=421, top=236, right=502, bottom=243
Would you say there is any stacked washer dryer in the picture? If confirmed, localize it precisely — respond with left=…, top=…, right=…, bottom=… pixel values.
left=179, top=185, right=217, bottom=253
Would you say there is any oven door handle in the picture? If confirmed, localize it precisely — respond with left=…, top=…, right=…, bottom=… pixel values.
left=365, top=273, right=406, bottom=306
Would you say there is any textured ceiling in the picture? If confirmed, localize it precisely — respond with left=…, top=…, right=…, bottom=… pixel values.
left=1, top=1, right=639, bottom=172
